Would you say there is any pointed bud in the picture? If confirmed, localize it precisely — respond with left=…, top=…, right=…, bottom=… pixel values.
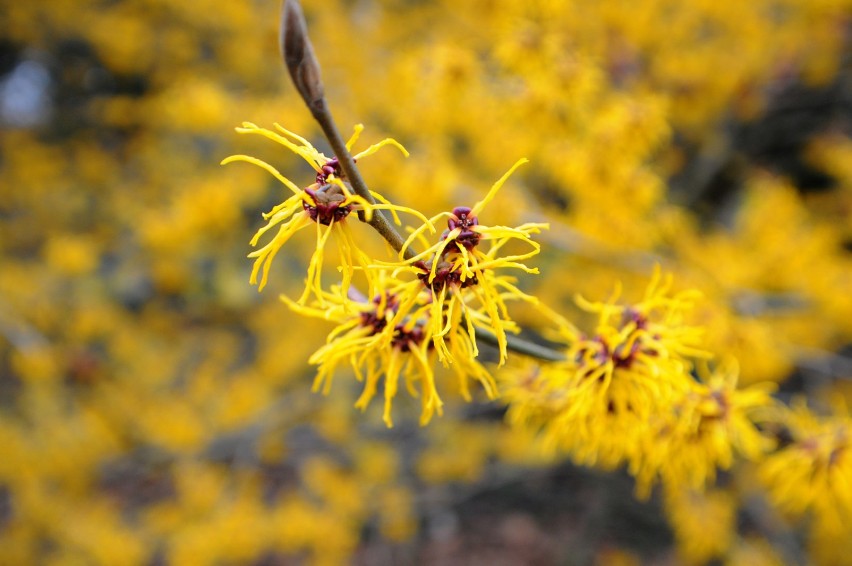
left=280, top=0, right=325, bottom=110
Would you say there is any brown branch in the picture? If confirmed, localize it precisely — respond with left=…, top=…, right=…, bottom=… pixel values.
left=280, top=0, right=415, bottom=262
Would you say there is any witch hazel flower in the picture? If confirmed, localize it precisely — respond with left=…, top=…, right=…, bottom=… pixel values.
left=402, top=158, right=547, bottom=282
left=389, top=158, right=548, bottom=364
left=283, top=269, right=496, bottom=427
left=222, top=122, right=431, bottom=304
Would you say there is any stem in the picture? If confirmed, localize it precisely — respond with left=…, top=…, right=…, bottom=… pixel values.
left=475, top=327, right=567, bottom=363
left=279, top=0, right=415, bottom=261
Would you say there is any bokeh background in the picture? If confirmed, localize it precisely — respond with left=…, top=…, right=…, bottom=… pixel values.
left=1, top=0, right=851, bottom=564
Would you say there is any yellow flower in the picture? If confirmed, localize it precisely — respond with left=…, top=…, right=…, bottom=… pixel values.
left=501, top=271, right=740, bottom=486
left=400, top=158, right=546, bottom=277
left=633, top=362, right=777, bottom=497
left=570, top=268, right=710, bottom=364
left=664, top=487, right=737, bottom=564
left=283, top=269, right=497, bottom=427
left=223, top=122, right=429, bottom=303
left=758, top=402, right=852, bottom=534
left=559, top=270, right=708, bottom=429
left=389, top=158, right=547, bottom=364
left=417, top=265, right=539, bottom=366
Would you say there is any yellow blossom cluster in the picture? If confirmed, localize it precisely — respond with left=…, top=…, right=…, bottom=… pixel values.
left=501, top=272, right=778, bottom=499
left=266, top=156, right=545, bottom=427
left=759, top=403, right=852, bottom=539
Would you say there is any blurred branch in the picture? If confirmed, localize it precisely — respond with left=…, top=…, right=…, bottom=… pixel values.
left=791, top=345, right=852, bottom=380
left=740, top=495, right=808, bottom=566
left=475, top=327, right=567, bottom=363
left=669, top=125, right=741, bottom=210
left=0, top=299, right=49, bottom=353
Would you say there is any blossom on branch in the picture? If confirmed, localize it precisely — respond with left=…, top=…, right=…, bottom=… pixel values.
left=283, top=269, right=497, bottom=427
left=389, top=158, right=548, bottom=364
left=759, top=402, right=852, bottom=536
left=633, top=362, right=777, bottom=497
left=501, top=270, right=776, bottom=498
left=223, top=122, right=429, bottom=303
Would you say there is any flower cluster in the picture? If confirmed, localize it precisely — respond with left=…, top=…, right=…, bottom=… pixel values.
left=759, top=403, right=852, bottom=536
left=501, top=271, right=777, bottom=497
left=284, top=280, right=495, bottom=427
left=227, top=126, right=546, bottom=425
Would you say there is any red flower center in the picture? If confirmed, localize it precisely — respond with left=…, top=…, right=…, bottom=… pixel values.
left=444, top=206, right=481, bottom=250
left=303, top=183, right=352, bottom=225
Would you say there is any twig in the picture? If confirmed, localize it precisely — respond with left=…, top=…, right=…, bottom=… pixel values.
left=475, top=327, right=567, bottom=363
left=280, top=0, right=415, bottom=262
left=790, top=345, right=852, bottom=380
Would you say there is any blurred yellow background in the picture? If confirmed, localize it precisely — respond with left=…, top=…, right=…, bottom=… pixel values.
left=1, top=0, right=851, bottom=564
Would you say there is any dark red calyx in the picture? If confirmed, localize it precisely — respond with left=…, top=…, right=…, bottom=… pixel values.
left=359, top=293, right=400, bottom=334
left=417, top=260, right=479, bottom=292
left=315, top=156, right=358, bottom=185
left=303, top=183, right=351, bottom=225
left=444, top=206, right=481, bottom=250
left=391, top=323, right=426, bottom=352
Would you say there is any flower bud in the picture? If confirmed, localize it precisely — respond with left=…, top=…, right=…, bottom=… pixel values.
left=280, top=0, right=325, bottom=110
